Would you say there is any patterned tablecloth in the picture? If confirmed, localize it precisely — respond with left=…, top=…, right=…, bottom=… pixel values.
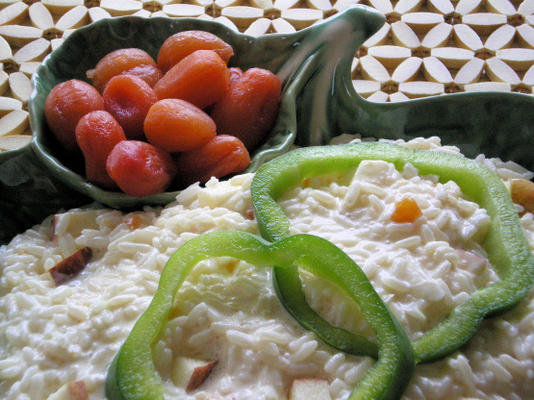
left=0, top=0, right=533, bottom=150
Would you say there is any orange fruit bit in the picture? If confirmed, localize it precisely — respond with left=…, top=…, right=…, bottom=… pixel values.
left=154, top=50, right=230, bottom=109
left=75, top=110, right=126, bottom=188
left=88, top=48, right=157, bottom=92
left=391, top=198, right=422, bottom=223
left=103, top=74, right=157, bottom=139
left=144, top=98, right=216, bottom=153
left=210, top=67, right=281, bottom=151
left=510, top=179, right=534, bottom=214
left=45, top=79, right=105, bottom=151
left=175, top=135, right=250, bottom=187
left=157, top=30, right=234, bottom=73
left=119, top=63, right=163, bottom=88
left=106, top=140, right=176, bottom=197
left=125, top=213, right=146, bottom=230
left=228, top=67, right=243, bottom=83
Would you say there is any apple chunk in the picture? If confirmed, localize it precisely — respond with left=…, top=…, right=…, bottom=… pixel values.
left=47, top=381, right=88, bottom=400
left=289, top=378, right=332, bottom=400
left=49, top=247, right=92, bottom=285
left=172, top=356, right=217, bottom=392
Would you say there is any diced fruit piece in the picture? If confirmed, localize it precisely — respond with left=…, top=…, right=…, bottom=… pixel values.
left=75, top=110, right=126, bottom=188
left=154, top=50, right=230, bottom=109
left=510, top=178, right=534, bottom=214
left=124, top=213, right=148, bottom=230
left=50, top=210, right=100, bottom=241
left=175, top=135, right=250, bottom=187
left=49, top=247, right=92, bottom=285
left=47, top=381, right=88, bottom=400
left=119, top=63, right=163, bottom=88
left=157, top=30, right=234, bottom=73
left=391, top=197, right=422, bottom=223
left=210, top=67, right=281, bottom=151
left=288, top=379, right=332, bottom=400
left=103, top=74, right=157, bottom=139
left=87, top=48, right=158, bottom=92
left=106, top=140, right=176, bottom=197
left=44, top=79, right=104, bottom=151
left=144, top=98, right=216, bottom=152
left=456, top=249, right=487, bottom=274
left=171, top=356, right=217, bottom=392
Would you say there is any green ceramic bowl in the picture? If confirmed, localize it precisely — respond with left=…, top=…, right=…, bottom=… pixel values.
left=27, top=7, right=385, bottom=209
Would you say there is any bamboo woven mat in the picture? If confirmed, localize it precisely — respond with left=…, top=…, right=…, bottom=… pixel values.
left=0, top=0, right=533, bottom=150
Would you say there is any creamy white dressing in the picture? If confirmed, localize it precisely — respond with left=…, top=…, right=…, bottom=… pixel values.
left=1, top=137, right=533, bottom=399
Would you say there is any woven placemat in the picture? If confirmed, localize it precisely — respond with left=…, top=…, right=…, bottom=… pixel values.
left=0, top=0, right=533, bottom=150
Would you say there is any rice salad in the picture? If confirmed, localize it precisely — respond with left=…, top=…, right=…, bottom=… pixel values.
left=1, top=137, right=534, bottom=400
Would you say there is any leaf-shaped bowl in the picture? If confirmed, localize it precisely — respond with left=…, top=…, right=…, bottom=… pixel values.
left=26, top=7, right=385, bottom=210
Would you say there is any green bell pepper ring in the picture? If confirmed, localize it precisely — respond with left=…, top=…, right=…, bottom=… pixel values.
left=105, top=230, right=414, bottom=400
left=271, top=256, right=379, bottom=358
left=251, top=142, right=534, bottom=363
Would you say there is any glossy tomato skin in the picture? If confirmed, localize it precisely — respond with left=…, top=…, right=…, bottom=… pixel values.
left=75, top=110, right=126, bottom=188
left=210, top=68, right=281, bottom=151
left=45, top=79, right=105, bottom=151
left=119, top=64, right=163, bottom=88
left=228, top=67, right=243, bottom=84
left=174, top=134, right=250, bottom=187
left=103, top=75, right=158, bottom=139
left=144, top=99, right=216, bottom=153
left=157, top=30, right=234, bottom=73
left=88, top=48, right=157, bottom=92
left=106, top=140, right=176, bottom=197
left=154, top=50, right=230, bottom=109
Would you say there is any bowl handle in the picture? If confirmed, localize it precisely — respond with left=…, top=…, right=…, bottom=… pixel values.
left=250, top=5, right=387, bottom=166
left=304, top=11, right=534, bottom=171
left=274, top=6, right=534, bottom=173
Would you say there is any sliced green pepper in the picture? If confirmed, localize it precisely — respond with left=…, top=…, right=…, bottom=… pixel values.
left=105, top=230, right=413, bottom=400
left=251, top=142, right=534, bottom=363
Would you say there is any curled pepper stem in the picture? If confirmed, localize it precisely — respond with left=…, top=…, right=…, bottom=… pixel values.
left=106, top=231, right=413, bottom=400
left=251, top=142, right=534, bottom=363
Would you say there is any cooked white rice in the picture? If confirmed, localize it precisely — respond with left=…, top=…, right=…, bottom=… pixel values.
left=1, top=137, right=534, bottom=399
